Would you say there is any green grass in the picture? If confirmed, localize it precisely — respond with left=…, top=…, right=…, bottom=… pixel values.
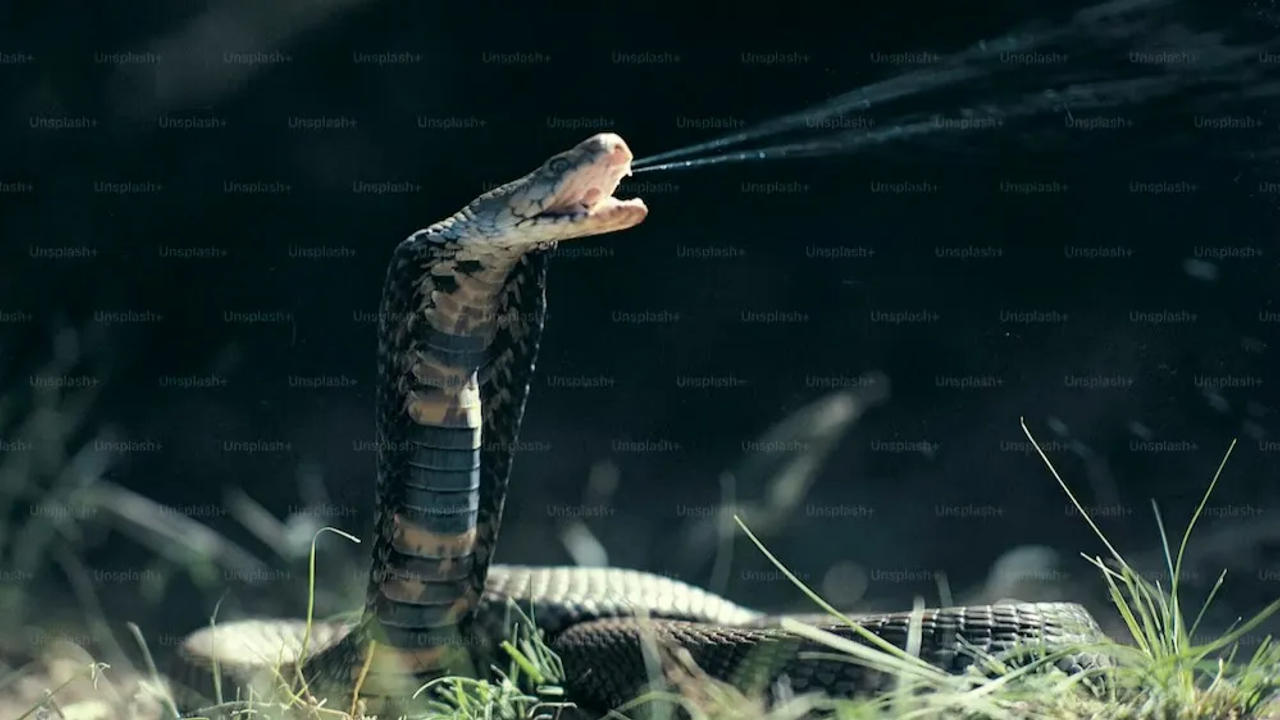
left=635, top=425, right=1280, bottom=720
left=7, top=419, right=1280, bottom=719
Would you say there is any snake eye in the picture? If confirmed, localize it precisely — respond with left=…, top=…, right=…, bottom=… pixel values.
left=546, top=156, right=571, bottom=174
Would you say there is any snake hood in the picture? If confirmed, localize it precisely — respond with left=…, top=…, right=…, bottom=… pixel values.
left=446, top=132, right=649, bottom=246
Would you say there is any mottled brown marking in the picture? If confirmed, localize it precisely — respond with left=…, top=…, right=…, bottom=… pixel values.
left=380, top=578, right=478, bottom=618
left=410, top=352, right=474, bottom=391
left=426, top=271, right=522, bottom=335
left=392, top=515, right=477, bottom=556
left=428, top=291, right=476, bottom=334
left=436, top=554, right=461, bottom=577
left=459, top=304, right=496, bottom=334
left=368, top=644, right=460, bottom=673
left=454, top=244, right=520, bottom=267
left=457, top=273, right=506, bottom=295
left=404, top=386, right=482, bottom=428
left=351, top=641, right=473, bottom=700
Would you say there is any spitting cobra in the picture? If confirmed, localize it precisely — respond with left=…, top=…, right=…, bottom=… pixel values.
left=175, top=133, right=1105, bottom=715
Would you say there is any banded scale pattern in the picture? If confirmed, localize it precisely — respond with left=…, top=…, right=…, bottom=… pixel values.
left=359, top=228, right=529, bottom=698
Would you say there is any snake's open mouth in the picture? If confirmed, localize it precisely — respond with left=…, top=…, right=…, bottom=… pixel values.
left=534, top=136, right=647, bottom=226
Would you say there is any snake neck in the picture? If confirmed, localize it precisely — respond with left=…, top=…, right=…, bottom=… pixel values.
left=360, top=225, right=523, bottom=694
left=339, top=133, right=645, bottom=705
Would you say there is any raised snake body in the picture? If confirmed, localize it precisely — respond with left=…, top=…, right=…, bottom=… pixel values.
left=176, top=134, right=1105, bottom=714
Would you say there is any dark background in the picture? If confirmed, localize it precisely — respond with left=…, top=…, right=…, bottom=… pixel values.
left=1, top=0, right=1278, bottom=668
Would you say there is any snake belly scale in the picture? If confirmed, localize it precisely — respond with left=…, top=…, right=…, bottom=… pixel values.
left=175, top=133, right=1105, bottom=714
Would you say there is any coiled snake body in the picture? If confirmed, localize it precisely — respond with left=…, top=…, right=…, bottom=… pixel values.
left=177, top=134, right=1104, bottom=714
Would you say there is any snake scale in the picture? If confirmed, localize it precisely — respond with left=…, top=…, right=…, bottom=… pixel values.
left=175, top=133, right=1105, bottom=715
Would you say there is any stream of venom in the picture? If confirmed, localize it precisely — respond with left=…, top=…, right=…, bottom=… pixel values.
left=629, top=0, right=1275, bottom=175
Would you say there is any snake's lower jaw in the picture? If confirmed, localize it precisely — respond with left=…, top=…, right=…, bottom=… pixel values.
left=576, top=196, right=648, bottom=237
left=520, top=195, right=647, bottom=244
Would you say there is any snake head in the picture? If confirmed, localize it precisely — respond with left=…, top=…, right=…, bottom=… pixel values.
left=458, top=133, right=649, bottom=247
